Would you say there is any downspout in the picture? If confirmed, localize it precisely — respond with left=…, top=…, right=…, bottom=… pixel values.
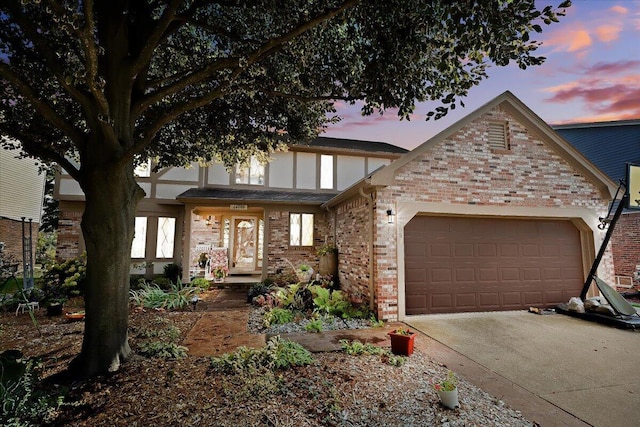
left=359, top=186, right=375, bottom=311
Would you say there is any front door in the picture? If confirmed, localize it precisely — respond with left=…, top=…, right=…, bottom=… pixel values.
left=230, top=217, right=258, bottom=273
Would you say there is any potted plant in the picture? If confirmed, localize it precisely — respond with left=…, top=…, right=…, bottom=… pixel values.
left=46, top=298, right=66, bottom=316
left=431, top=370, right=459, bottom=409
left=212, top=265, right=228, bottom=283
left=317, top=243, right=338, bottom=277
left=388, top=326, right=416, bottom=356
left=296, top=264, right=313, bottom=283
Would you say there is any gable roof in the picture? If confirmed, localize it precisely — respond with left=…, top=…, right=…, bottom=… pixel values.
left=368, top=91, right=617, bottom=198
left=553, top=120, right=640, bottom=183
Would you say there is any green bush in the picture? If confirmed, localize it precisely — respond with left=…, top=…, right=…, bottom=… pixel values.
left=263, top=307, right=294, bottom=327
left=0, top=353, right=65, bottom=426
left=129, top=280, right=199, bottom=310
left=304, top=318, right=323, bottom=333
left=151, top=276, right=173, bottom=290
left=190, top=277, right=210, bottom=290
left=210, top=336, right=313, bottom=374
left=309, top=286, right=350, bottom=317
left=41, top=253, right=87, bottom=302
left=247, top=280, right=274, bottom=303
left=138, top=341, right=188, bottom=359
left=163, top=263, right=182, bottom=283
left=339, top=339, right=406, bottom=367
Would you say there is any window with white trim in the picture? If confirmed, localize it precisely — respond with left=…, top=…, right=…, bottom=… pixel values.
left=290, top=213, right=314, bottom=246
left=131, top=217, right=147, bottom=258
left=235, top=156, right=265, bottom=185
left=320, top=154, right=334, bottom=189
left=156, top=217, right=176, bottom=258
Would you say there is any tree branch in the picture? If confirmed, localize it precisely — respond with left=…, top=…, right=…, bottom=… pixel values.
left=80, top=0, right=111, bottom=118
left=0, top=126, right=81, bottom=181
left=0, top=64, right=84, bottom=147
left=133, top=0, right=360, bottom=137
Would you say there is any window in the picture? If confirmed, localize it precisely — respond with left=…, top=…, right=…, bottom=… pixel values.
left=235, top=156, right=264, bottom=185
left=156, top=217, right=176, bottom=258
left=320, top=155, right=334, bottom=189
left=488, top=122, right=509, bottom=150
left=290, top=213, right=314, bottom=246
left=131, top=217, right=147, bottom=258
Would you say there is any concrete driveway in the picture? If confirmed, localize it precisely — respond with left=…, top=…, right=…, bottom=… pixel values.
left=406, top=311, right=640, bottom=427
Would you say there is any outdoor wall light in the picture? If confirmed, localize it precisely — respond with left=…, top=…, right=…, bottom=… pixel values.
left=386, top=209, right=395, bottom=224
left=205, top=215, right=212, bottom=226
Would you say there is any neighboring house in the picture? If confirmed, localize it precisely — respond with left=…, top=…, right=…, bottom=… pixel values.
left=554, top=120, right=640, bottom=287
left=55, top=91, right=616, bottom=320
left=0, top=146, right=46, bottom=264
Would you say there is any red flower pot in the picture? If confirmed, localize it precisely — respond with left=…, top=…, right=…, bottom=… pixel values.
left=388, top=330, right=416, bottom=356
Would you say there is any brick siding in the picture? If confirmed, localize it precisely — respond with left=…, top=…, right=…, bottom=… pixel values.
left=367, top=107, right=611, bottom=320
left=335, top=196, right=370, bottom=299
left=56, top=204, right=83, bottom=260
left=0, top=217, right=39, bottom=266
left=611, top=212, right=640, bottom=289
left=266, top=209, right=331, bottom=283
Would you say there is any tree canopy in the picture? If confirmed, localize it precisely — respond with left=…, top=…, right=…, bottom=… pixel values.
left=1, top=0, right=570, bottom=170
left=0, top=0, right=570, bottom=377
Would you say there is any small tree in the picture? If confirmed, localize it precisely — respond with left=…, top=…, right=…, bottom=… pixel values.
left=0, top=0, right=570, bottom=377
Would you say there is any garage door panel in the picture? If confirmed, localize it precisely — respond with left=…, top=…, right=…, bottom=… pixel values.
left=479, top=292, right=500, bottom=307
left=501, top=267, right=520, bottom=281
left=431, top=294, right=453, bottom=309
left=502, top=292, right=521, bottom=306
left=431, top=268, right=452, bottom=282
left=404, top=216, right=584, bottom=314
left=454, top=243, right=474, bottom=257
left=456, top=293, right=477, bottom=308
left=455, top=268, right=475, bottom=282
left=429, top=242, right=451, bottom=257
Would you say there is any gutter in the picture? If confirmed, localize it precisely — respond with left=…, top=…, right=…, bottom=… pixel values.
left=359, top=186, right=375, bottom=311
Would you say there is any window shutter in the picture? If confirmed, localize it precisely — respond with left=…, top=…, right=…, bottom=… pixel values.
left=488, top=122, right=509, bottom=150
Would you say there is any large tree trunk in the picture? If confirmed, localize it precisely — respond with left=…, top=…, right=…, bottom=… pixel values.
left=72, top=160, right=144, bottom=377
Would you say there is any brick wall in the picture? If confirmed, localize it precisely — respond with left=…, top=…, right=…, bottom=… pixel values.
left=266, top=209, right=330, bottom=283
left=370, top=106, right=611, bottom=320
left=611, top=212, right=640, bottom=288
left=56, top=204, right=83, bottom=260
left=335, top=196, right=370, bottom=298
left=0, top=217, right=39, bottom=266
left=189, top=214, right=223, bottom=267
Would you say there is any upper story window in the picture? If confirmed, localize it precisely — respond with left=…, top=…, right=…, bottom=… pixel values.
left=134, top=159, right=151, bottom=177
left=320, top=154, right=334, bottom=189
left=290, top=213, right=314, bottom=247
left=235, top=156, right=264, bottom=185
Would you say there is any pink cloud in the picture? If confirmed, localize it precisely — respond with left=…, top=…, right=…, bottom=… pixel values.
left=610, top=5, right=628, bottom=15
left=543, top=26, right=592, bottom=53
left=585, top=60, right=640, bottom=75
left=567, top=29, right=592, bottom=51
left=595, top=24, right=622, bottom=42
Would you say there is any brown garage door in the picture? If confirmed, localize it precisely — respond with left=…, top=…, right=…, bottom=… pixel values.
left=404, top=216, right=584, bottom=315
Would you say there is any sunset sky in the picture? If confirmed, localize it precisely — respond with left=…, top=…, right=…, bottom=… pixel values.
left=323, top=0, right=640, bottom=150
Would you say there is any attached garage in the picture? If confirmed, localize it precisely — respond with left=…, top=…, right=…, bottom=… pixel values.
left=404, top=216, right=584, bottom=315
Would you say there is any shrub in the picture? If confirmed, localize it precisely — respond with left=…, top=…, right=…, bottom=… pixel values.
left=339, top=339, right=406, bottom=367
left=134, top=318, right=188, bottom=359
left=163, top=263, right=183, bottom=283
left=0, top=353, right=65, bottom=426
left=210, top=336, right=313, bottom=374
left=309, top=286, right=350, bottom=317
left=129, top=280, right=199, bottom=310
left=151, top=276, right=173, bottom=290
left=263, top=307, right=294, bottom=327
left=247, top=279, right=274, bottom=303
left=190, top=277, right=210, bottom=290
left=138, top=341, right=188, bottom=359
left=41, top=253, right=87, bottom=302
left=304, top=318, right=323, bottom=333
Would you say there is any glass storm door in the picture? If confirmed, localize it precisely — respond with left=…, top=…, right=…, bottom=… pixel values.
left=231, top=217, right=257, bottom=273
